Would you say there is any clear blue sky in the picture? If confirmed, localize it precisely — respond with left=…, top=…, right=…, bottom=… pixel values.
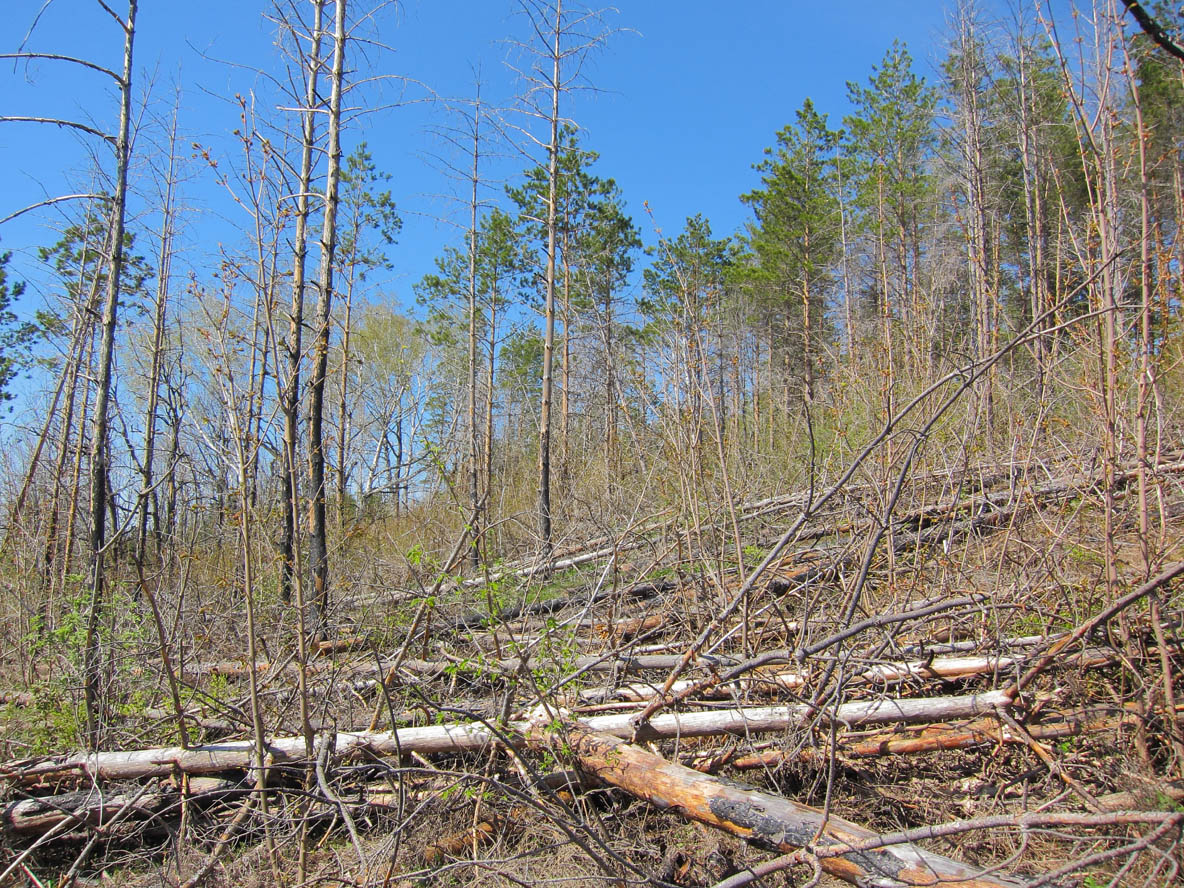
left=1, top=1, right=1023, bottom=344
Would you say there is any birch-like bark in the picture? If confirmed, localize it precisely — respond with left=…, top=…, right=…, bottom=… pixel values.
left=7, top=691, right=1013, bottom=783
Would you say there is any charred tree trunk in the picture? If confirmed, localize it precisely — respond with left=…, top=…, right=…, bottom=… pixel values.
left=542, top=720, right=1020, bottom=888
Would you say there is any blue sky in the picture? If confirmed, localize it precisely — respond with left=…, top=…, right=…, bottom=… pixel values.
left=1, top=1, right=1004, bottom=338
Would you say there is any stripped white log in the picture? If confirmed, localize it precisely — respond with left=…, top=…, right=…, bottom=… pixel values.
left=2, top=691, right=1012, bottom=784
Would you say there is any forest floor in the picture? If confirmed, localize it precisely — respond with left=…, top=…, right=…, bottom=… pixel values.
left=2, top=448, right=1184, bottom=887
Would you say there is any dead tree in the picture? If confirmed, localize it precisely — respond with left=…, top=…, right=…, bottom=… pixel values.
left=278, top=0, right=326, bottom=607
left=537, top=719, right=1022, bottom=888
left=81, top=0, right=139, bottom=750
left=306, top=0, right=348, bottom=634
left=511, top=0, right=615, bottom=566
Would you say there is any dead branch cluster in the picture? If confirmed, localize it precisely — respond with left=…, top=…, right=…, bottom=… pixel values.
left=2, top=454, right=1183, bottom=888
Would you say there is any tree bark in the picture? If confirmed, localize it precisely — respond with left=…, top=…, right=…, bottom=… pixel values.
left=467, top=93, right=483, bottom=569
left=1, top=778, right=240, bottom=838
left=307, top=0, right=348, bottom=634
left=537, top=0, right=562, bottom=566
left=279, top=0, right=325, bottom=606
left=137, top=99, right=180, bottom=566
left=82, top=0, right=138, bottom=750
left=536, top=720, right=1021, bottom=887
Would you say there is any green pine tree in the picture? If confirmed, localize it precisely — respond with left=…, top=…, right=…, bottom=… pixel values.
left=741, top=98, right=840, bottom=402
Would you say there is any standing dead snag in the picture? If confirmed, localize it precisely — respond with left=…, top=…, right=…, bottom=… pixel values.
left=307, top=0, right=348, bottom=635
left=535, top=719, right=1021, bottom=888
left=83, top=0, right=139, bottom=751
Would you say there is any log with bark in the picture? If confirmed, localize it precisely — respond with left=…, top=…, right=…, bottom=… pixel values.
left=720, top=701, right=1183, bottom=770
left=2, top=777, right=240, bottom=838
left=534, top=719, right=1022, bottom=887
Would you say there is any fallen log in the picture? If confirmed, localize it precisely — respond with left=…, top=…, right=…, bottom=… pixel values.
left=447, top=575, right=677, bottom=632
left=575, top=645, right=1134, bottom=707
left=1, top=777, right=240, bottom=838
left=1098, top=779, right=1184, bottom=811
left=723, top=701, right=1180, bottom=769
left=0, top=691, right=1012, bottom=785
left=192, top=649, right=741, bottom=684
left=537, top=719, right=1021, bottom=887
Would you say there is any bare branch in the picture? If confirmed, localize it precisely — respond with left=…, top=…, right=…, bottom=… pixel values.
left=15, top=0, right=58, bottom=54
left=1122, top=0, right=1184, bottom=62
left=0, top=193, right=109, bottom=226
left=93, top=0, right=127, bottom=30
left=0, top=115, right=116, bottom=145
left=0, top=52, right=121, bottom=82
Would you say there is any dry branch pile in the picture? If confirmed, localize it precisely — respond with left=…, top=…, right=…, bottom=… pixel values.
left=3, top=458, right=1184, bottom=888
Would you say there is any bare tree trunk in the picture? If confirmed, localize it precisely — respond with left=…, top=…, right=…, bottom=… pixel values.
left=602, top=280, right=617, bottom=467
left=137, top=100, right=180, bottom=566
left=280, top=0, right=325, bottom=606
left=82, top=0, right=138, bottom=750
left=41, top=207, right=110, bottom=610
left=43, top=343, right=81, bottom=614
left=954, top=13, right=993, bottom=425
left=336, top=274, right=355, bottom=534
left=467, top=94, right=482, bottom=570
left=61, top=329, right=96, bottom=597
left=485, top=285, right=497, bottom=511
left=560, top=242, right=571, bottom=474
left=801, top=275, right=814, bottom=403
left=537, top=0, right=562, bottom=566
left=836, top=142, right=855, bottom=358
left=307, top=0, right=347, bottom=634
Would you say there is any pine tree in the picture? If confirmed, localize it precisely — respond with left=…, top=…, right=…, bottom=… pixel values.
left=0, top=245, right=37, bottom=406
left=333, top=143, right=401, bottom=532
left=741, top=98, right=840, bottom=406
left=641, top=214, right=737, bottom=459
left=843, top=41, right=938, bottom=376
left=508, top=126, right=636, bottom=471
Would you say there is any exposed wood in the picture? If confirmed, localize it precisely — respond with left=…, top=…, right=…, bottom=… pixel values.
left=724, top=702, right=1177, bottom=769
left=1098, top=780, right=1184, bottom=811
left=575, top=645, right=1139, bottom=707
left=538, top=719, right=1021, bottom=887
